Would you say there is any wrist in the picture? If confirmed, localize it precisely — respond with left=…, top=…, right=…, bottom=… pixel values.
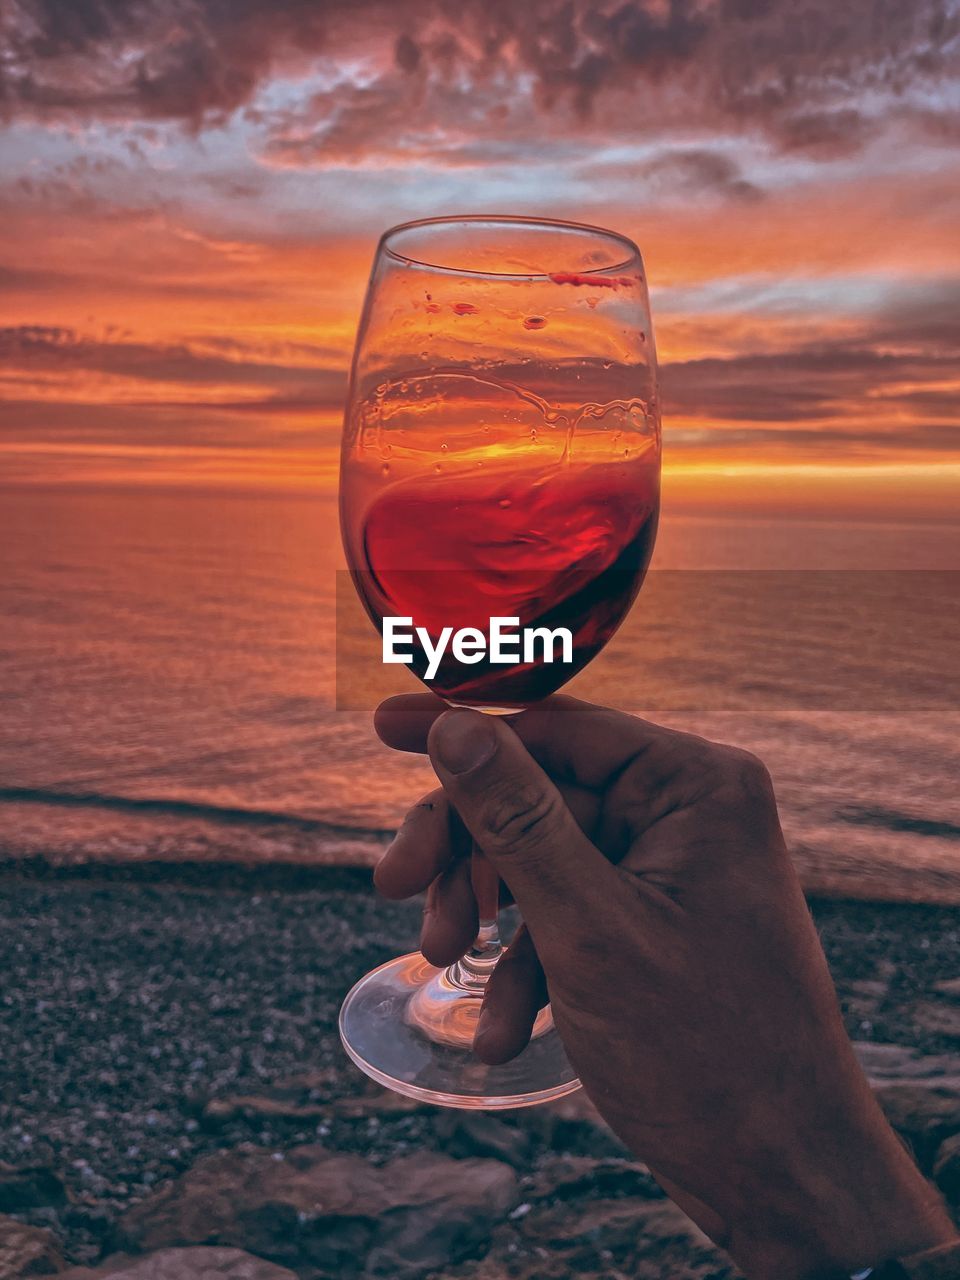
left=721, top=1089, right=957, bottom=1280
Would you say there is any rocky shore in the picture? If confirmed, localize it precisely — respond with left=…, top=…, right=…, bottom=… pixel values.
left=1, top=861, right=959, bottom=1279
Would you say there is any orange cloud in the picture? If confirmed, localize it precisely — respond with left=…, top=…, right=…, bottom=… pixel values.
left=1, top=1, right=957, bottom=513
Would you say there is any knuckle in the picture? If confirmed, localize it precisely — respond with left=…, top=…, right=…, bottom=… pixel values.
left=480, top=781, right=563, bottom=854
left=653, top=734, right=717, bottom=784
left=720, top=746, right=773, bottom=792
left=697, top=743, right=774, bottom=800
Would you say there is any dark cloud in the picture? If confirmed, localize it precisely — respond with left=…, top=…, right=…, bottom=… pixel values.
left=0, top=397, right=343, bottom=450
left=661, top=366, right=839, bottom=422
left=637, top=148, right=763, bottom=201
left=394, top=32, right=421, bottom=73
left=258, top=79, right=412, bottom=169
left=774, top=109, right=876, bottom=157
left=0, top=324, right=346, bottom=403
left=3, top=0, right=332, bottom=123
left=0, top=263, right=275, bottom=299
left=869, top=279, right=960, bottom=350
left=892, top=388, right=960, bottom=418
left=662, top=340, right=957, bottom=424
left=5, top=310, right=954, bottom=455
left=185, top=334, right=345, bottom=363
left=908, top=105, right=960, bottom=147
left=531, top=0, right=710, bottom=114
left=659, top=279, right=960, bottom=427
left=2, top=0, right=956, bottom=161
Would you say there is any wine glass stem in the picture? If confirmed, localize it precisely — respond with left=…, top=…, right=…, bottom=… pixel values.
left=449, top=847, right=502, bottom=989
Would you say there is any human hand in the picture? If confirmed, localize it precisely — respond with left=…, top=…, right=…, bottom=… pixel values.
left=373, top=693, right=956, bottom=1280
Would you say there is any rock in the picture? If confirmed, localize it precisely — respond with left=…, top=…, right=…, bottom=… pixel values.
left=465, top=1245, right=732, bottom=1280
left=933, top=1131, right=960, bottom=1206
left=631, top=1199, right=718, bottom=1252
left=0, top=1212, right=64, bottom=1278
left=854, top=1042, right=960, bottom=1082
left=910, top=1002, right=960, bottom=1040
left=543, top=1090, right=608, bottom=1127
left=523, top=1195, right=712, bottom=1251
left=842, top=968, right=893, bottom=1026
left=329, top=1091, right=429, bottom=1119
left=0, top=1162, right=68, bottom=1212
left=117, top=1145, right=517, bottom=1280
left=874, top=1083, right=960, bottom=1168
left=522, top=1090, right=628, bottom=1158
left=58, top=1248, right=297, bottom=1278
left=434, top=1113, right=534, bottom=1168
left=525, top=1154, right=660, bottom=1202
left=201, top=1078, right=428, bottom=1126
left=199, top=1071, right=348, bottom=1126
left=201, top=1096, right=330, bottom=1126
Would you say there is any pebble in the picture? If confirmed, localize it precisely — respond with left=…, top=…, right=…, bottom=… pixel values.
left=2, top=878, right=960, bottom=1273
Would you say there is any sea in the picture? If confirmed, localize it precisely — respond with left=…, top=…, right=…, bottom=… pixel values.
left=2, top=484, right=959, bottom=904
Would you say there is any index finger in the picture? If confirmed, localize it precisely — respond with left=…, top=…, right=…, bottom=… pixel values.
left=374, top=692, right=448, bottom=753
left=375, top=693, right=691, bottom=790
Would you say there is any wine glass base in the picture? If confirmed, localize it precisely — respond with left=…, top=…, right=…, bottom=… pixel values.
left=339, top=951, right=581, bottom=1109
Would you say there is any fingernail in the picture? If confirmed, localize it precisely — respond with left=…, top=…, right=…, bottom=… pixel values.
left=433, top=710, right=497, bottom=775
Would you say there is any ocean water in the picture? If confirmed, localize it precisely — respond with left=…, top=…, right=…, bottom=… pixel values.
left=1, top=485, right=958, bottom=903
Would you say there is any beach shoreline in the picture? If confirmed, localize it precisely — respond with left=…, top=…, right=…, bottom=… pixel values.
left=1, top=861, right=959, bottom=1275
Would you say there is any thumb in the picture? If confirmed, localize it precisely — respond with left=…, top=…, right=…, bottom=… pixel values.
left=427, top=708, right=616, bottom=941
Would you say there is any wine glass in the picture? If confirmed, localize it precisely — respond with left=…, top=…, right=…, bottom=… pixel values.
left=339, top=215, right=660, bottom=1108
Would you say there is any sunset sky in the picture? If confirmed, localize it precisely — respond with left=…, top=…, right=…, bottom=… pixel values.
left=2, top=0, right=959, bottom=517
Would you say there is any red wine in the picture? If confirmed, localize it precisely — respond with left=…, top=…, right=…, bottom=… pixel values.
left=346, top=457, right=659, bottom=708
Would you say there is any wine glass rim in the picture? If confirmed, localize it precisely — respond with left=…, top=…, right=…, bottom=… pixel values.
left=380, top=214, right=641, bottom=279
